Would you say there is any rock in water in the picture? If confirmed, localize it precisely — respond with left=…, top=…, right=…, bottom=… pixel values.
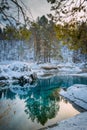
left=30, top=72, right=37, bottom=80
left=18, top=73, right=37, bottom=85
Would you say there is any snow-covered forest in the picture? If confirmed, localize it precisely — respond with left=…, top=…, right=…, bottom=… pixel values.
left=0, top=0, right=87, bottom=130
left=0, top=33, right=87, bottom=64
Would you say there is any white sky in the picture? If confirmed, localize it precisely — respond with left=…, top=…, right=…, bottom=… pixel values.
left=22, top=0, right=51, bottom=20
left=23, top=0, right=87, bottom=23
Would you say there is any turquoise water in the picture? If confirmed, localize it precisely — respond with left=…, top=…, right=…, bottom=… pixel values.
left=0, top=75, right=87, bottom=130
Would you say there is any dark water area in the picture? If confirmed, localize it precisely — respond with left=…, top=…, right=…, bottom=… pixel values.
left=0, top=75, right=87, bottom=130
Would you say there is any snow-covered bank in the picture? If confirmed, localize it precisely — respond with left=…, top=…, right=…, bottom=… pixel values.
left=46, top=112, right=87, bottom=130
left=57, top=62, right=82, bottom=73
left=38, top=62, right=83, bottom=76
left=0, top=61, right=37, bottom=84
left=69, top=73, right=87, bottom=77
left=60, top=84, right=87, bottom=110
left=0, top=61, right=87, bottom=81
left=46, top=84, right=87, bottom=130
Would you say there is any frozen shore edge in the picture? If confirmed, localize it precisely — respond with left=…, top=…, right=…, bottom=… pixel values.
left=44, top=84, right=87, bottom=130
left=44, top=112, right=87, bottom=130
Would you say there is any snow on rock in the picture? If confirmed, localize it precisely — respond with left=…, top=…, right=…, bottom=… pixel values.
left=40, top=64, right=58, bottom=70
left=39, top=62, right=83, bottom=76
left=60, top=84, right=87, bottom=110
left=0, top=61, right=37, bottom=83
left=8, top=61, right=31, bottom=72
left=47, top=112, right=87, bottom=130
left=0, top=61, right=86, bottom=81
left=38, top=62, right=84, bottom=78
left=57, top=63, right=82, bottom=73
left=70, top=73, right=87, bottom=77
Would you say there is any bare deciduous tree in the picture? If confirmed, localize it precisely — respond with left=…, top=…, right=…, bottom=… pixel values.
left=0, top=0, right=33, bottom=27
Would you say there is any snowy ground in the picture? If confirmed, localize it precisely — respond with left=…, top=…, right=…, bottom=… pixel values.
left=60, top=84, right=87, bottom=110
left=0, top=61, right=86, bottom=76
left=0, top=61, right=43, bottom=78
left=46, top=112, right=87, bottom=130
left=0, top=61, right=40, bottom=83
left=0, top=60, right=87, bottom=83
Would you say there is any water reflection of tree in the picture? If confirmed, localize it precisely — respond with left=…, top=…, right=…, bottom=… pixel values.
left=0, top=88, right=16, bottom=100
left=24, top=88, right=61, bottom=125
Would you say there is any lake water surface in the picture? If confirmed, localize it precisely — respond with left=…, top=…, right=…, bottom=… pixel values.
left=0, top=75, right=87, bottom=130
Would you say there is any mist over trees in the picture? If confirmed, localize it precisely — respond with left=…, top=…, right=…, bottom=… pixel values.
left=0, top=0, right=87, bottom=63
left=31, top=16, right=61, bottom=62
left=0, top=15, right=62, bottom=62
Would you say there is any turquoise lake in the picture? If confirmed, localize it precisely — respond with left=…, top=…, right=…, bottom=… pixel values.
left=0, top=75, right=87, bottom=130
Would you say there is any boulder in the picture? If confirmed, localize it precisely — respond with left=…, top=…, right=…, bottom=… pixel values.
left=18, top=73, right=37, bottom=85
left=30, top=72, right=37, bottom=80
left=0, top=76, right=8, bottom=80
left=18, top=76, right=31, bottom=84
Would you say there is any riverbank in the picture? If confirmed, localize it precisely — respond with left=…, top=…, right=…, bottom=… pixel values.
left=46, top=112, right=87, bottom=130
left=45, top=84, right=87, bottom=130
left=0, top=61, right=85, bottom=81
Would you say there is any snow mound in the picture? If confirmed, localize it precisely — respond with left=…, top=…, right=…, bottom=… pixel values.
left=40, top=63, right=58, bottom=70
left=8, top=61, right=31, bottom=72
left=57, top=63, right=81, bottom=73
left=0, top=61, right=37, bottom=83
left=60, top=84, right=87, bottom=110
left=71, top=73, right=87, bottom=77
left=47, top=112, right=87, bottom=130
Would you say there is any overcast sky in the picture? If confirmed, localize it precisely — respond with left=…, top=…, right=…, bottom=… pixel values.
left=22, top=0, right=51, bottom=20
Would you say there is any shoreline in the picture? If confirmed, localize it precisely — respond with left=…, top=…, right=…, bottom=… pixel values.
left=38, top=96, right=86, bottom=130
left=43, top=84, right=87, bottom=130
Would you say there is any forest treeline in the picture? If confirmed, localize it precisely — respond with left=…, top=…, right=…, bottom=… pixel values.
left=0, top=16, right=62, bottom=62
left=0, top=0, right=87, bottom=62
left=0, top=15, right=87, bottom=62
